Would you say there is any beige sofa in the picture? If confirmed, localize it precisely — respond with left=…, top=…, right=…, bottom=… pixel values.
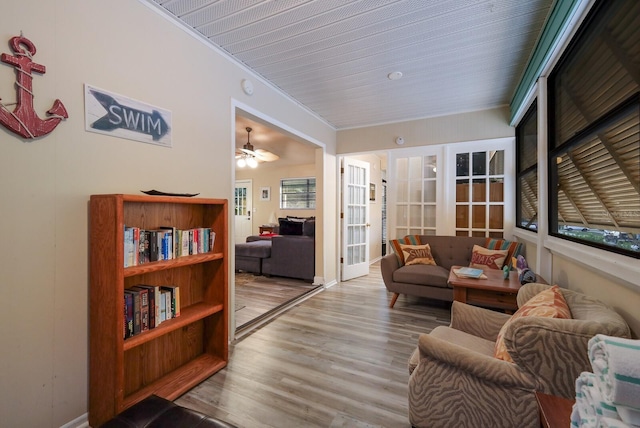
left=407, top=283, right=631, bottom=428
left=381, top=235, right=487, bottom=307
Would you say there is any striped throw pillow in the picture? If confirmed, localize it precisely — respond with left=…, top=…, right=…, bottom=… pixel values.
left=389, top=235, right=422, bottom=266
left=485, top=238, right=524, bottom=269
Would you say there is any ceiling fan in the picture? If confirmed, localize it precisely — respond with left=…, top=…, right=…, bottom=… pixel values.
left=236, top=127, right=279, bottom=168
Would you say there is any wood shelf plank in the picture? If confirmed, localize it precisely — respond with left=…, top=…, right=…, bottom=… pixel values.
left=124, top=252, right=223, bottom=277
left=123, top=303, right=224, bottom=350
left=122, top=354, right=227, bottom=410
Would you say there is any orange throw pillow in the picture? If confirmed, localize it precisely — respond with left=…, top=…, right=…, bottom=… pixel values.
left=400, top=243, right=437, bottom=266
left=469, top=245, right=508, bottom=270
left=494, top=285, right=572, bottom=362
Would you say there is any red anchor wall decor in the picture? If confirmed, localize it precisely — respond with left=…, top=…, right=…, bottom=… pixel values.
left=0, top=35, right=68, bottom=139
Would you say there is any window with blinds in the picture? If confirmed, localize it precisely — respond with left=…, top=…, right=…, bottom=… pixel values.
left=516, top=101, right=538, bottom=232
left=548, top=0, right=639, bottom=258
left=280, top=177, right=316, bottom=209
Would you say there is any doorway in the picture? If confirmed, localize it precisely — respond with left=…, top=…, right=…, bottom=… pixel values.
left=234, top=180, right=252, bottom=243
left=231, top=103, right=326, bottom=335
left=341, top=157, right=371, bottom=281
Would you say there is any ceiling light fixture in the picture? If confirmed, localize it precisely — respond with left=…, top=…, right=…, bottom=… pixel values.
left=236, top=127, right=260, bottom=168
left=388, top=71, right=403, bottom=80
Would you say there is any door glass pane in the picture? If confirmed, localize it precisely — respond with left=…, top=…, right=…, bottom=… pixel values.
left=397, top=180, right=408, bottom=202
left=489, top=205, right=504, bottom=229
left=472, top=178, right=486, bottom=202
left=396, top=205, right=408, bottom=225
left=490, top=150, right=504, bottom=175
left=456, top=153, right=469, bottom=177
left=234, top=188, right=247, bottom=215
left=490, top=178, right=504, bottom=202
left=472, top=152, right=486, bottom=175
left=410, top=206, right=421, bottom=227
left=423, top=180, right=436, bottom=202
left=456, top=179, right=469, bottom=202
left=456, top=205, right=468, bottom=228
left=409, top=157, right=422, bottom=180
left=409, top=180, right=421, bottom=203
left=424, top=155, right=437, bottom=178
left=423, top=205, right=436, bottom=228
left=472, top=205, right=486, bottom=228
left=396, top=158, right=408, bottom=174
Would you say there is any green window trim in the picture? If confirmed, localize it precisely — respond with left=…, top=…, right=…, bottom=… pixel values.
left=510, top=0, right=584, bottom=125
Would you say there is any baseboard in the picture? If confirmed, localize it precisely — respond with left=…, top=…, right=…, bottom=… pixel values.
left=313, top=275, right=324, bottom=285
left=323, top=279, right=338, bottom=288
left=60, top=413, right=89, bottom=428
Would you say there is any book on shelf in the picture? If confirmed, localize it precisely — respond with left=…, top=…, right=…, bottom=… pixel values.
left=159, top=291, right=167, bottom=322
left=131, top=287, right=149, bottom=332
left=132, top=285, right=159, bottom=329
left=119, top=283, right=185, bottom=339
left=162, top=290, right=172, bottom=320
left=161, top=285, right=180, bottom=318
left=453, top=267, right=486, bottom=279
left=179, top=230, right=190, bottom=257
left=128, top=288, right=142, bottom=335
left=139, top=229, right=150, bottom=264
left=124, top=291, right=134, bottom=339
left=123, top=226, right=214, bottom=267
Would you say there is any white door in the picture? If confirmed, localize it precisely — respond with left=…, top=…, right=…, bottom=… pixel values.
left=445, top=139, right=514, bottom=238
left=234, top=180, right=253, bottom=243
left=341, top=158, right=370, bottom=281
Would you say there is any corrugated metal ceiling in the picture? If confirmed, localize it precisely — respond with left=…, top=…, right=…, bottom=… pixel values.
left=145, top=0, right=554, bottom=129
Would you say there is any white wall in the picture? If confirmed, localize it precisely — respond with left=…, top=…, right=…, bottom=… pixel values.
left=0, top=1, right=336, bottom=426
left=236, top=163, right=317, bottom=234
left=337, top=106, right=514, bottom=152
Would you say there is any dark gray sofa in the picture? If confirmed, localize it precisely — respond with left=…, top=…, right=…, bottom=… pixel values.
left=235, top=216, right=315, bottom=282
left=381, top=235, right=487, bottom=307
left=263, top=235, right=314, bottom=282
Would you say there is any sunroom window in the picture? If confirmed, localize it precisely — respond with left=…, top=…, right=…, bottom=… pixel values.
left=516, top=101, right=538, bottom=232
left=548, top=0, right=639, bottom=258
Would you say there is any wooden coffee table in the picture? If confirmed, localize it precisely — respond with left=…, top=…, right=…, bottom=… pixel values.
left=448, top=266, right=522, bottom=313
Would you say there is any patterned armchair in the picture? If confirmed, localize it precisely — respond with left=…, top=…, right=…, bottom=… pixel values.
left=408, top=283, right=631, bottom=428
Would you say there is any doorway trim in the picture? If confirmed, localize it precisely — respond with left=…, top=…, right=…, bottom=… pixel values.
left=230, top=99, right=328, bottom=339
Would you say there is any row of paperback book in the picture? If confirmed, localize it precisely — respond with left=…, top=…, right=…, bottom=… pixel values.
left=124, top=284, right=180, bottom=339
left=124, top=226, right=216, bottom=267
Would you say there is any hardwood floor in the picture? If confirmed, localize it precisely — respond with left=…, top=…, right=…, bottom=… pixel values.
left=178, top=263, right=451, bottom=427
left=235, top=273, right=321, bottom=329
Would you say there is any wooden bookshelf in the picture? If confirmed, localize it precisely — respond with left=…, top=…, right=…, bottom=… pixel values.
left=89, top=194, right=228, bottom=427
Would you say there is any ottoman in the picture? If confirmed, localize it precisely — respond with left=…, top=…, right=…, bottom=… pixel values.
left=235, top=239, right=272, bottom=274
left=100, top=394, right=236, bottom=427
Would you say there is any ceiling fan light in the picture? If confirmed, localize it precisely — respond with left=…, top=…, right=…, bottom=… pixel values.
left=237, top=158, right=246, bottom=168
left=247, top=157, right=258, bottom=168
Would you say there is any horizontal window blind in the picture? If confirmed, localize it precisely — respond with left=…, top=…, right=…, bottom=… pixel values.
left=280, top=178, right=316, bottom=209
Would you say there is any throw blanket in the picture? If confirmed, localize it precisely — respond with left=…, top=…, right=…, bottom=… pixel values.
left=588, top=335, right=640, bottom=427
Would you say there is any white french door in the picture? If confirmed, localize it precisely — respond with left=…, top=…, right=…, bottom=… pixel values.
left=341, top=157, right=370, bottom=281
left=388, top=148, right=442, bottom=239
left=234, top=180, right=253, bottom=243
left=446, top=138, right=514, bottom=238
left=387, top=138, right=514, bottom=240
